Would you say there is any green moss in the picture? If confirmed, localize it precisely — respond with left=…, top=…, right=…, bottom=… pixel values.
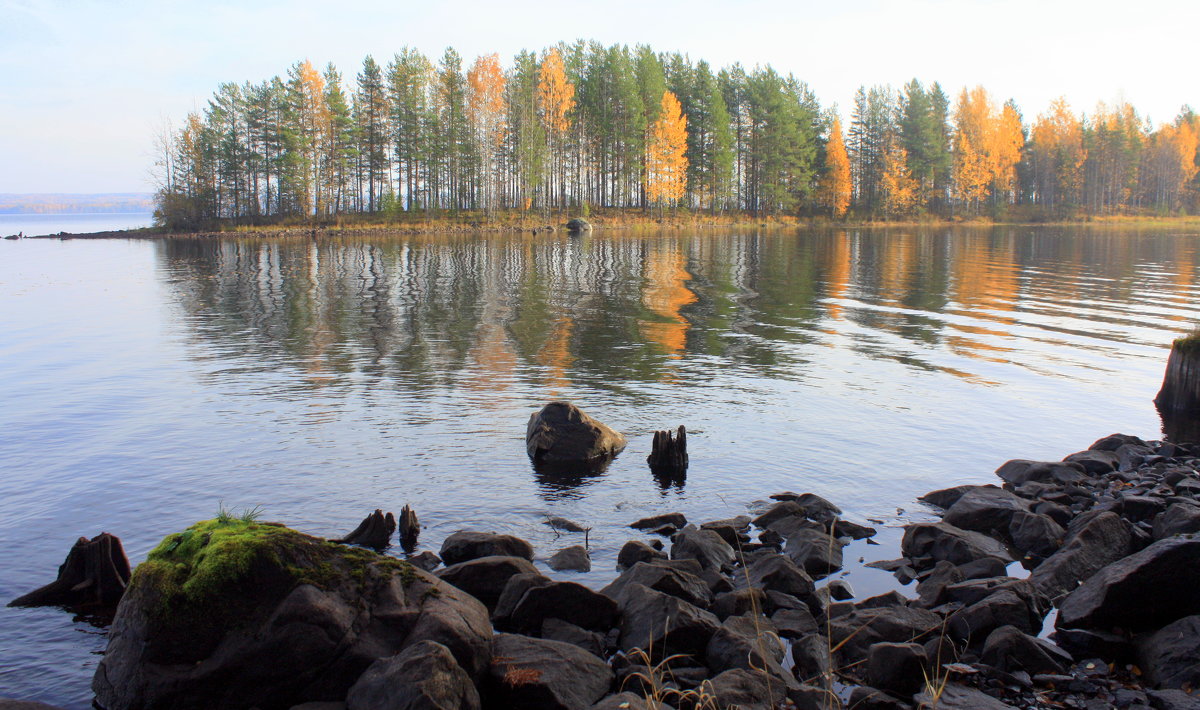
left=131, top=518, right=427, bottom=631
left=1173, top=328, right=1200, bottom=355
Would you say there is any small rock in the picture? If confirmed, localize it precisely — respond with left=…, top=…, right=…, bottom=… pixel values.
left=548, top=546, right=591, bottom=573
left=526, top=401, right=627, bottom=464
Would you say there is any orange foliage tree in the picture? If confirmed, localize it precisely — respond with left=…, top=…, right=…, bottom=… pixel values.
left=952, top=86, right=1025, bottom=211
left=880, top=139, right=918, bottom=217
left=467, top=54, right=507, bottom=214
left=1028, top=98, right=1086, bottom=210
left=818, top=116, right=852, bottom=217
left=537, top=48, right=575, bottom=209
left=645, top=90, right=689, bottom=207
left=1145, top=119, right=1199, bottom=210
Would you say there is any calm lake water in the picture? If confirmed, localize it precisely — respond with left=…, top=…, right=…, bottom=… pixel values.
left=1, top=227, right=1198, bottom=707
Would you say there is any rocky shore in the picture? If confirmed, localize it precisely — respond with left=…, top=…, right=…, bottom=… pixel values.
left=6, top=430, right=1200, bottom=710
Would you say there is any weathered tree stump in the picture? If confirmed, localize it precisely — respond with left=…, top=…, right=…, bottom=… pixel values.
left=334, top=509, right=395, bottom=549
left=1156, top=335, right=1200, bottom=415
left=647, top=425, right=688, bottom=473
left=399, top=504, right=420, bottom=552
left=8, top=532, right=130, bottom=612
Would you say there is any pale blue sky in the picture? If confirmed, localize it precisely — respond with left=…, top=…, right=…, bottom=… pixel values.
left=1, top=0, right=1195, bottom=193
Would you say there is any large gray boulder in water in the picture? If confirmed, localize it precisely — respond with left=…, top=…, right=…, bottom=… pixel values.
left=526, top=402, right=627, bottom=464
left=91, top=519, right=492, bottom=710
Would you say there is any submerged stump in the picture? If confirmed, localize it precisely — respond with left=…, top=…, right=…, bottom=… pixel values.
left=334, top=509, right=395, bottom=549
left=8, top=532, right=131, bottom=612
left=399, top=504, right=420, bottom=552
left=1155, top=333, right=1200, bottom=416
left=647, top=425, right=688, bottom=474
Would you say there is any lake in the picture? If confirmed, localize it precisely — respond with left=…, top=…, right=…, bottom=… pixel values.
left=1, top=226, right=1197, bottom=707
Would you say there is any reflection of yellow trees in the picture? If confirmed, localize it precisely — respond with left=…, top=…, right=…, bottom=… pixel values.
left=537, top=317, right=574, bottom=394
left=824, top=230, right=852, bottom=321
left=640, top=247, right=696, bottom=357
left=952, top=237, right=1017, bottom=315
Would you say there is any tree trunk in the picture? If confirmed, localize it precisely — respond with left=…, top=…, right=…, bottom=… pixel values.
left=8, top=533, right=131, bottom=612
left=1155, top=341, right=1200, bottom=415
left=334, top=509, right=395, bottom=549
left=647, top=425, right=688, bottom=474
left=399, top=505, right=420, bottom=552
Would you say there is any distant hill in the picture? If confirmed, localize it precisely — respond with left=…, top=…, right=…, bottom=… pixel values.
left=0, top=193, right=154, bottom=214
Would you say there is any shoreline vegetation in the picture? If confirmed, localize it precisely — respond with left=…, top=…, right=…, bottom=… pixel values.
left=147, top=41, right=1200, bottom=234
left=17, top=210, right=1200, bottom=241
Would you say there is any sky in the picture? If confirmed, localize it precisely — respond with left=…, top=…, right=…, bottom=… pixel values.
left=1, top=0, right=1197, bottom=194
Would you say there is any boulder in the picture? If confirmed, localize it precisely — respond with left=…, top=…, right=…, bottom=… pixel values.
left=1030, top=511, right=1132, bottom=600
left=848, top=686, right=911, bottom=710
left=492, top=572, right=552, bottom=626
left=601, top=560, right=712, bottom=609
left=919, top=485, right=977, bottom=510
left=1088, top=433, right=1147, bottom=451
left=790, top=634, right=832, bottom=686
left=1057, top=537, right=1200, bottom=633
left=506, top=580, right=620, bottom=635
left=980, top=625, right=1072, bottom=675
left=900, top=522, right=1014, bottom=568
left=345, top=640, right=480, bottom=710
left=565, top=218, right=592, bottom=233
left=1063, top=450, right=1120, bottom=474
left=947, top=583, right=1046, bottom=641
left=915, top=561, right=964, bottom=608
left=439, top=532, right=534, bottom=566
left=1137, top=614, right=1200, bottom=686
left=588, top=693, right=671, bottom=710
left=713, top=588, right=768, bottom=620
left=1007, top=510, right=1065, bottom=558
left=437, top=556, right=538, bottom=611
left=408, top=551, right=442, bottom=572
left=541, top=618, right=606, bottom=658
left=706, top=668, right=796, bottom=710
left=745, top=553, right=816, bottom=602
left=771, top=606, right=818, bottom=638
left=631, top=513, right=687, bottom=530
left=670, top=526, right=735, bottom=572
left=784, top=529, right=844, bottom=577
left=608, top=582, right=720, bottom=661
left=548, top=546, right=591, bottom=573
left=705, top=615, right=788, bottom=678
left=913, top=683, right=1015, bottom=709
left=752, top=501, right=805, bottom=529
left=92, top=520, right=492, bottom=710
left=1146, top=689, right=1200, bottom=710
left=867, top=642, right=927, bottom=695
left=526, top=402, right=627, bottom=464
left=994, top=459, right=1087, bottom=486
left=483, top=633, right=613, bottom=710
left=828, top=605, right=942, bottom=665
left=942, top=486, right=1031, bottom=535
left=1153, top=502, right=1200, bottom=540
left=616, top=540, right=667, bottom=570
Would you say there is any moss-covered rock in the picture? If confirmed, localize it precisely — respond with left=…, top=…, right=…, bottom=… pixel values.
left=93, top=519, right=492, bottom=710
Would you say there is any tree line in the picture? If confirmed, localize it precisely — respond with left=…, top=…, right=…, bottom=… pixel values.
left=153, top=40, right=1200, bottom=228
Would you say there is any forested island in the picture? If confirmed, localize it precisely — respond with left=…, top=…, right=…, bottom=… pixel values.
left=151, top=41, right=1200, bottom=231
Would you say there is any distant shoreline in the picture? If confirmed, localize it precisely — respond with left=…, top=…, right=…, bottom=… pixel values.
left=17, top=213, right=1200, bottom=241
